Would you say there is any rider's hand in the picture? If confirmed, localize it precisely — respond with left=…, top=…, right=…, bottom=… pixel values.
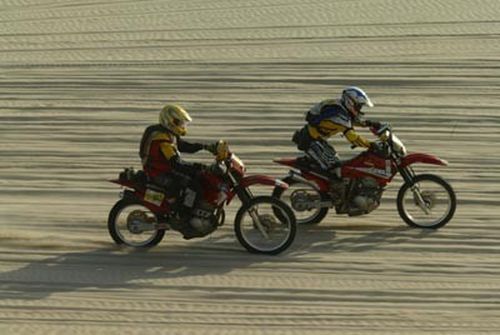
left=365, top=119, right=382, bottom=129
left=375, top=122, right=391, bottom=135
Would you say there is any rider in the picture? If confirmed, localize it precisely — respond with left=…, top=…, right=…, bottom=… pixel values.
left=292, top=86, right=381, bottom=178
left=139, top=104, right=220, bottom=237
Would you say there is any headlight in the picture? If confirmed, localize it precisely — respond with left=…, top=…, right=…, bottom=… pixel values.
left=391, top=134, right=407, bottom=156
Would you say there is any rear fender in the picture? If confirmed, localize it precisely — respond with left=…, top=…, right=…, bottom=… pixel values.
left=120, top=188, right=172, bottom=215
left=273, top=158, right=299, bottom=168
left=109, top=179, right=135, bottom=188
left=400, top=153, right=448, bottom=169
left=285, top=170, right=322, bottom=191
left=119, top=189, right=141, bottom=202
left=110, top=179, right=144, bottom=202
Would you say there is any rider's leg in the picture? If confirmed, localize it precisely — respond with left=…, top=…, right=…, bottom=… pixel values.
left=305, top=140, right=342, bottom=179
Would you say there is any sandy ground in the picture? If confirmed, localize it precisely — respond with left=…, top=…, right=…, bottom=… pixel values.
left=1, top=0, right=500, bottom=334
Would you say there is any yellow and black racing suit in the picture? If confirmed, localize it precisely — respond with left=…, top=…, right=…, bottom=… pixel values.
left=293, top=100, right=373, bottom=174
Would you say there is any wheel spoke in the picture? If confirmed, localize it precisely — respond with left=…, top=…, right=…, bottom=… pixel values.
left=399, top=175, right=455, bottom=228
left=236, top=197, right=296, bottom=254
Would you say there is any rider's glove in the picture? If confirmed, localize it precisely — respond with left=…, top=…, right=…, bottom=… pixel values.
left=364, top=119, right=382, bottom=129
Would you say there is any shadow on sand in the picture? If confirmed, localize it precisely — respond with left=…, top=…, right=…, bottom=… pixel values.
left=293, top=223, right=435, bottom=255
left=0, top=224, right=433, bottom=300
left=0, top=227, right=333, bottom=300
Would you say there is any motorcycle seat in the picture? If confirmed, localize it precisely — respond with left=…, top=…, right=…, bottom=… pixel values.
left=295, top=156, right=332, bottom=177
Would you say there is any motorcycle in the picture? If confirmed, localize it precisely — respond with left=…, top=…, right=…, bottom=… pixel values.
left=108, top=142, right=296, bottom=255
left=272, top=124, right=456, bottom=229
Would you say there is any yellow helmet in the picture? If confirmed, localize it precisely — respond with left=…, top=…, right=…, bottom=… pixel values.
left=159, top=104, right=192, bottom=136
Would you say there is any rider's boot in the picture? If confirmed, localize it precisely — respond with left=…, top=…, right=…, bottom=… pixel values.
left=327, top=165, right=345, bottom=205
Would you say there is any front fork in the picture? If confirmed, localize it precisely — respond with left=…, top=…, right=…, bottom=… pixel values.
left=398, top=165, right=431, bottom=214
left=231, top=173, right=271, bottom=239
left=236, top=188, right=271, bottom=239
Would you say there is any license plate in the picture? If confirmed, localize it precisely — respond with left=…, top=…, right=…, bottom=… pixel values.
left=144, top=189, right=165, bottom=206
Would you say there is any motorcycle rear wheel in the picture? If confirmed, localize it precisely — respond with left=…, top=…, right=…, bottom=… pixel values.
left=272, top=176, right=329, bottom=225
left=108, top=199, right=165, bottom=248
left=234, top=196, right=296, bottom=255
left=397, top=174, right=456, bottom=229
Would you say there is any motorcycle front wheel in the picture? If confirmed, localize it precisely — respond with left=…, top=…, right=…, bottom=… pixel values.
left=397, top=174, right=456, bottom=229
left=234, top=196, right=296, bottom=255
left=272, top=176, right=329, bottom=225
left=108, top=199, right=165, bottom=248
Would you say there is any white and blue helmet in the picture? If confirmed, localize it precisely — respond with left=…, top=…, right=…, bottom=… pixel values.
left=341, top=86, right=374, bottom=115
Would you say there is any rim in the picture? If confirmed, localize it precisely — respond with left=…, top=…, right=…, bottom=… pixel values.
left=239, top=202, right=292, bottom=252
left=401, top=180, right=453, bottom=227
left=114, top=204, right=159, bottom=247
left=279, top=182, right=323, bottom=224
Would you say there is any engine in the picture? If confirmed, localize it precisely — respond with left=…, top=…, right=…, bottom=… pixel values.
left=188, top=201, right=218, bottom=236
left=348, top=177, right=383, bottom=216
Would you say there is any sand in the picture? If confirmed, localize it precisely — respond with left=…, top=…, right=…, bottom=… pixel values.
left=1, top=0, right=500, bottom=334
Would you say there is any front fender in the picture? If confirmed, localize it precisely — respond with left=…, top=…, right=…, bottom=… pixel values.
left=400, top=152, right=448, bottom=169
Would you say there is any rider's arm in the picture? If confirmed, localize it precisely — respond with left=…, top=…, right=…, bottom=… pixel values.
left=310, top=120, right=372, bottom=148
left=177, top=138, right=204, bottom=153
left=343, top=128, right=372, bottom=148
left=169, top=155, right=204, bottom=176
left=308, top=120, right=345, bottom=139
left=355, top=119, right=382, bottom=129
left=158, top=138, right=204, bottom=176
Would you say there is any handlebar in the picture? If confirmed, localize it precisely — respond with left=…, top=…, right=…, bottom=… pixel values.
left=376, top=123, right=391, bottom=136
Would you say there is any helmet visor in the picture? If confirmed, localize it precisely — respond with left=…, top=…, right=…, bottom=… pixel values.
left=173, top=118, right=189, bottom=128
left=172, top=117, right=189, bottom=135
left=354, top=102, right=365, bottom=114
left=350, top=97, right=373, bottom=115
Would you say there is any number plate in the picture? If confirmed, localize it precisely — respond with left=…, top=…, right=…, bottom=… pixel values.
left=144, top=189, right=165, bottom=206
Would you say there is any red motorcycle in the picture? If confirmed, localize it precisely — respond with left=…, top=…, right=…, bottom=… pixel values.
left=108, top=143, right=296, bottom=255
left=272, top=124, right=456, bottom=229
